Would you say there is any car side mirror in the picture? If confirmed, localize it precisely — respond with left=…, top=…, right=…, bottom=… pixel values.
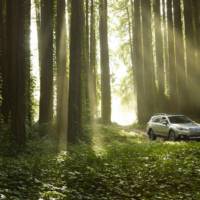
left=162, top=121, right=168, bottom=126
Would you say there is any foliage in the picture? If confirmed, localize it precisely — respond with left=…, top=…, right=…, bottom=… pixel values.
left=1, top=125, right=200, bottom=199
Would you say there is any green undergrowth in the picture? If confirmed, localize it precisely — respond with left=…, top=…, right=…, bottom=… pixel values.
left=1, top=125, right=200, bottom=199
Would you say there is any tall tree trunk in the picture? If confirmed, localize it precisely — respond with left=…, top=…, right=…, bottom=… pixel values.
left=82, top=0, right=90, bottom=124
left=127, top=5, right=134, bottom=81
left=68, top=0, right=85, bottom=143
left=56, top=0, right=68, bottom=138
left=89, top=0, right=97, bottom=118
left=85, top=0, right=90, bottom=64
left=25, top=0, right=32, bottom=126
left=132, top=0, right=146, bottom=123
left=141, top=0, right=156, bottom=121
left=39, top=0, right=54, bottom=124
left=99, top=0, right=111, bottom=124
left=34, top=0, right=41, bottom=67
left=153, top=0, right=165, bottom=111
left=162, top=0, right=170, bottom=95
left=0, top=0, right=3, bottom=116
left=174, top=0, right=186, bottom=112
left=184, top=0, right=197, bottom=114
left=1, top=0, right=10, bottom=122
left=167, top=0, right=177, bottom=111
left=7, top=0, right=29, bottom=145
left=192, top=0, right=200, bottom=113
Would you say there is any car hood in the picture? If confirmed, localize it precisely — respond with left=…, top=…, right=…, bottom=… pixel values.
left=172, top=123, right=200, bottom=130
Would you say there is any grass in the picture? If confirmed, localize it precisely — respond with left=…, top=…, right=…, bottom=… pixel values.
left=1, top=125, right=200, bottom=199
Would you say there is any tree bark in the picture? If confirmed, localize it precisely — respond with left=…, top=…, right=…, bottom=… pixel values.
left=82, top=0, right=90, bottom=124
left=0, top=1, right=3, bottom=117
left=153, top=0, right=165, bottom=111
left=167, top=0, right=177, bottom=111
left=141, top=0, right=156, bottom=121
left=25, top=0, right=32, bottom=126
left=184, top=0, right=198, bottom=114
left=34, top=0, right=42, bottom=68
left=162, top=0, right=171, bottom=96
left=127, top=5, right=134, bottom=80
left=68, top=0, right=85, bottom=143
left=56, top=0, right=68, bottom=138
left=99, top=0, right=111, bottom=124
left=39, top=0, right=54, bottom=124
left=89, top=0, right=97, bottom=118
left=1, top=0, right=10, bottom=122
left=7, top=0, right=29, bottom=145
left=174, top=0, right=186, bottom=112
left=132, top=0, right=146, bottom=123
left=192, top=0, right=200, bottom=113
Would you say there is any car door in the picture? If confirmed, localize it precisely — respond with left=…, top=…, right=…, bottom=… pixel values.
left=151, top=117, right=162, bottom=135
left=157, top=117, right=169, bottom=137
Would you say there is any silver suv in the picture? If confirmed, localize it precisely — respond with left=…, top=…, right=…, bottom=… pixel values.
left=147, top=114, right=200, bottom=141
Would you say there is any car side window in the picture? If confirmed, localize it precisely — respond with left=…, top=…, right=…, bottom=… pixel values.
left=152, top=117, right=161, bottom=123
left=160, top=117, right=168, bottom=124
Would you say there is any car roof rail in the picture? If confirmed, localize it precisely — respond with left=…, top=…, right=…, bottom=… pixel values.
left=154, top=113, right=167, bottom=116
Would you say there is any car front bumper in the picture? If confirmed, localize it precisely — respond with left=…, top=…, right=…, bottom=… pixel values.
left=177, top=132, right=200, bottom=140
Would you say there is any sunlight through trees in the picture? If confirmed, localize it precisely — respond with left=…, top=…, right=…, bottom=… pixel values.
left=0, top=0, right=200, bottom=145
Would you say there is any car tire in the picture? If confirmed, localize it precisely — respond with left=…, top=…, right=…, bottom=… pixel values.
left=168, top=130, right=176, bottom=141
left=149, top=129, right=156, bottom=140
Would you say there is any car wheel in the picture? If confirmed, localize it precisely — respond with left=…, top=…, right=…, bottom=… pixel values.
left=149, top=129, right=156, bottom=140
left=168, top=130, right=176, bottom=141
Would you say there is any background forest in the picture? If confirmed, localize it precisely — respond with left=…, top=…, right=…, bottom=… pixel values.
left=0, top=0, right=200, bottom=199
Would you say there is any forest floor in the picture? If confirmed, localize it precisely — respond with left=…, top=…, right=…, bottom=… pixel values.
left=1, top=125, right=200, bottom=199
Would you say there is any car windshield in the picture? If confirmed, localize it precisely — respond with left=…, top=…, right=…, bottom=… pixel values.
left=168, top=116, right=192, bottom=124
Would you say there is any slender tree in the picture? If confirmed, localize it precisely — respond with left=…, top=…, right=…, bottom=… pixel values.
left=68, top=0, right=85, bottom=143
left=39, top=0, right=54, bottom=124
left=99, top=0, right=111, bottom=124
left=184, top=0, right=197, bottom=113
left=174, top=0, right=186, bottom=112
left=127, top=2, right=137, bottom=112
left=162, top=0, right=171, bottom=95
left=56, top=0, right=68, bottom=137
left=85, top=0, right=90, bottom=64
left=0, top=1, right=3, bottom=114
left=34, top=0, right=41, bottom=67
left=153, top=0, right=165, bottom=110
left=192, top=0, right=200, bottom=113
left=167, top=0, right=177, bottom=111
left=141, top=0, right=156, bottom=120
left=132, top=0, right=146, bottom=123
left=89, top=0, right=97, bottom=118
left=82, top=0, right=90, bottom=123
left=25, top=0, right=32, bottom=126
left=1, top=0, right=10, bottom=122
left=127, top=3, right=134, bottom=79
